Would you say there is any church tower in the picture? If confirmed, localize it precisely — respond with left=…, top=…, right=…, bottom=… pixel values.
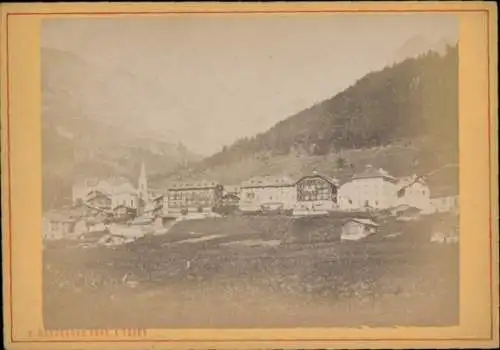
left=138, top=161, right=149, bottom=204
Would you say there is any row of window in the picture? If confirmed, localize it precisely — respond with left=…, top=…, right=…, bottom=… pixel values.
left=168, top=193, right=217, bottom=200
left=169, top=199, right=214, bottom=205
left=298, top=193, right=333, bottom=201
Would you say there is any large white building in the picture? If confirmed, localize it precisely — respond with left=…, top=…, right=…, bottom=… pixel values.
left=338, top=165, right=398, bottom=211
left=239, top=175, right=297, bottom=212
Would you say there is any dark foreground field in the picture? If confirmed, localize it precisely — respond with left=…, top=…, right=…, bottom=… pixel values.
left=43, top=215, right=459, bottom=329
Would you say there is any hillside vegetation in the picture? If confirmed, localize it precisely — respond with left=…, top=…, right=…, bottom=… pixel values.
left=152, top=44, right=458, bottom=187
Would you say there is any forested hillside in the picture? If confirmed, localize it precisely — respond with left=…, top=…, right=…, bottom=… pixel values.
left=196, top=44, right=458, bottom=173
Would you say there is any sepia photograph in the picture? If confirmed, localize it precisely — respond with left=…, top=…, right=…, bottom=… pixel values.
left=38, top=12, right=463, bottom=330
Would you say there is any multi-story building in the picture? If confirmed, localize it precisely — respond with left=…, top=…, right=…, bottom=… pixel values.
left=395, top=175, right=432, bottom=212
left=239, top=176, right=297, bottom=213
left=167, top=181, right=224, bottom=216
left=293, top=173, right=339, bottom=215
left=338, top=165, right=398, bottom=211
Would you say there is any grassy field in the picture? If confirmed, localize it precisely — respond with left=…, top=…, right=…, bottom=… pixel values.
left=43, top=214, right=459, bottom=329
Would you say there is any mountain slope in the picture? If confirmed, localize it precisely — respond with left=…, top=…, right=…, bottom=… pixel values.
left=164, top=44, right=458, bottom=186
left=41, top=48, right=200, bottom=209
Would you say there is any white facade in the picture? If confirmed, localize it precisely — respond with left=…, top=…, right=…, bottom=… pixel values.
left=240, top=185, right=297, bottom=212
left=395, top=177, right=432, bottom=212
left=338, top=177, right=398, bottom=211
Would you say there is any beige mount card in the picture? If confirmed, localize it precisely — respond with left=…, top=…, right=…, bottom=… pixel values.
left=1, top=2, right=498, bottom=349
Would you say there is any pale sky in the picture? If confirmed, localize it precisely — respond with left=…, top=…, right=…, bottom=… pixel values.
left=41, top=13, right=458, bottom=156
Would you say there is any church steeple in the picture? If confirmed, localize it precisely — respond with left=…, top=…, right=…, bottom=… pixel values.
left=138, top=161, right=148, bottom=202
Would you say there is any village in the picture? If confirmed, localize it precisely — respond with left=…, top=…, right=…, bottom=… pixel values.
left=43, top=160, right=459, bottom=247
left=43, top=159, right=460, bottom=328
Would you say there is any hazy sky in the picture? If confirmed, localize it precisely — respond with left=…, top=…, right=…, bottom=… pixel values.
left=42, top=13, right=458, bottom=155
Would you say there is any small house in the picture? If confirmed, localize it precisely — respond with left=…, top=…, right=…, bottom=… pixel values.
left=341, top=218, right=379, bottom=241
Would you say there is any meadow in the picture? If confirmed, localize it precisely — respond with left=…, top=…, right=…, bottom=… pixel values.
left=43, top=214, right=459, bottom=329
